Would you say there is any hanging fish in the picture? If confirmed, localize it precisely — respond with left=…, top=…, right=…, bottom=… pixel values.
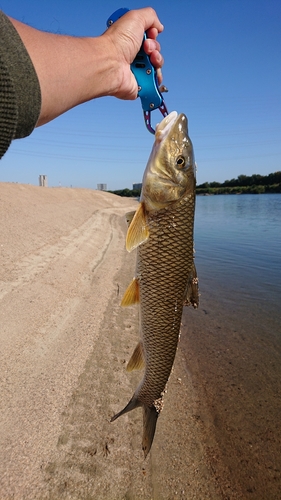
left=111, top=111, right=199, bottom=457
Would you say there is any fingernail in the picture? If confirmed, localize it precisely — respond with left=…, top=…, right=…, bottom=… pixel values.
left=147, top=40, right=155, bottom=52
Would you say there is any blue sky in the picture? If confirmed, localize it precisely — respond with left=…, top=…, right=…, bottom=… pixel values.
left=1, top=0, right=280, bottom=189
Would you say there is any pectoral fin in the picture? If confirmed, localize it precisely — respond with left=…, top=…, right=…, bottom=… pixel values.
left=121, top=278, right=140, bottom=307
left=127, top=341, right=145, bottom=372
left=183, top=262, right=199, bottom=308
left=126, top=202, right=149, bottom=252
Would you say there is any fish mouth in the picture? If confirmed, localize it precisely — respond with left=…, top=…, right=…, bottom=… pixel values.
left=155, top=111, right=178, bottom=143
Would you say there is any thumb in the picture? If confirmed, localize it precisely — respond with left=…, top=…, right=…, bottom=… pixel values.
left=115, top=66, right=139, bottom=100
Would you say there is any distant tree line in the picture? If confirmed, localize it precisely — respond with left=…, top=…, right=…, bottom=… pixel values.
left=196, top=171, right=281, bottom=194
left=107, top=187, right=141, bottom=197
left=108, top=171, right=281, bottom=197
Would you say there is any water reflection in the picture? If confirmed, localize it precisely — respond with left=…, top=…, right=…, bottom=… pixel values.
left=194, top=194, right=281, bottom=311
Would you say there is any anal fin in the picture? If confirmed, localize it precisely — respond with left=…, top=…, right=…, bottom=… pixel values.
left=121, top=277, right=140, bottom=307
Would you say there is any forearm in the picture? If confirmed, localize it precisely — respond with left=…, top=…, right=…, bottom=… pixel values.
left=9, top=18, right=117, bottom=126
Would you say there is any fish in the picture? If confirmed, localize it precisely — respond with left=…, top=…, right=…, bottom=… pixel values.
left=111, top=111, right=199, bottom=457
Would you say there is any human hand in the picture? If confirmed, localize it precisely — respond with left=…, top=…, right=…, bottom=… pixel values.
left=7, top=8, right=164, bottom=126
left=102, top=7, right=164, bottom=100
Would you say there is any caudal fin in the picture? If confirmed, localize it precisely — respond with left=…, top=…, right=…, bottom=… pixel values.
left=111, top=398, right=159, bottom=458
left=110, top=396, right=141, bottom=422
left=142, top=405, right=159, bottom=458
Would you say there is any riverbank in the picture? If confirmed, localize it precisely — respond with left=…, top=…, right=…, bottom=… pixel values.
left=2, top=183, right=280, bottom=499
left=0, top=183, right=220, bottom=499
left=196, top=185, right=281, bottom=195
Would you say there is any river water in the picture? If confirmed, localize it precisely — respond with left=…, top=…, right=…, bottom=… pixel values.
left=195, top=193, right=281, bottom=316
left=181, top=194, right=281, bottom=499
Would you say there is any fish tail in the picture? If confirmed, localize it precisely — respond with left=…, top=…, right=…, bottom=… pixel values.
left=111, top=398, right=159, bottom=458
left=142, top=405, right=159, bottom=458
left=110, top=396, right=141, bottom=422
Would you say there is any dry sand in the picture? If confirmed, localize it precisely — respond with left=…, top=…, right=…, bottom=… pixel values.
left=0, top=182, right=221, bottom=500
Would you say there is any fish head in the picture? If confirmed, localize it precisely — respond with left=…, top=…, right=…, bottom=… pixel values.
left=142, top=111, right=195, bottom=211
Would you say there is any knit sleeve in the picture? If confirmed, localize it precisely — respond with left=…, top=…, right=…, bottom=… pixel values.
left=0, top=11, right=41, bottom=159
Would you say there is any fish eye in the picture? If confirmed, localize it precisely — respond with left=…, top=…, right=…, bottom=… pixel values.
left=176, top=155, right=186, bottom=168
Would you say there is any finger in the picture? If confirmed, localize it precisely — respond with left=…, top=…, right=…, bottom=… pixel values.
left=137, top=7, right=164, bottom=34
left=149, top=50, right=164, bottom=70
left=157, top=68, right=163, bottom=86
left=146, top=27, right=159, bottom=40
left=143, top=38, right=161, bottom=55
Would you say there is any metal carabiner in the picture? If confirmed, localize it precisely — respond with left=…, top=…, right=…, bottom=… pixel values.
left=144, top=99, right=169, bottom=134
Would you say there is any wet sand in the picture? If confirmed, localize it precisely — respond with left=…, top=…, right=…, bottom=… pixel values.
left=0, top=182, right=280, bottom=499
left=181, top=283, right=281, bottom=499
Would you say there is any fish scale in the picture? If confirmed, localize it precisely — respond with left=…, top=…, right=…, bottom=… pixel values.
left=137, top=198, right=195, bottom=405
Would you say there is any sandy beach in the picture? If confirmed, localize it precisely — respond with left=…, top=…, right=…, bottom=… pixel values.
left=1, top=183, right=280, bottom=500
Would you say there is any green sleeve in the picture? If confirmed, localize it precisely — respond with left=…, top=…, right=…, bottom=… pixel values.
left=0, top=11, right=41, bottom=159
